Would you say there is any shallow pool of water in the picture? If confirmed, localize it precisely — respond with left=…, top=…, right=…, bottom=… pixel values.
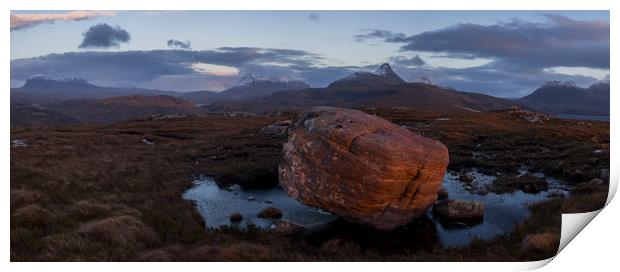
left=182, top=177, right=336, bottom=229
left=183, top=169, right=570, bottom=248
left=435, top=170, right=569, bottom=247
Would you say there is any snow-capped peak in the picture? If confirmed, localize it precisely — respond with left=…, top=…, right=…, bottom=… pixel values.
left=236, top=74, right=262, bottom=86
left=542, top=80, right=577, bottom=88
left=26, top=75, right=89, bottom=84
left=341, top=72, right=375, bottom=81
left=374, top=63, right=394, bottom=77
left=412, top=76, right=433, bottom=85
left=235, top=74, right=306, bottom=87
left=588, top=79, right=610, bottom=91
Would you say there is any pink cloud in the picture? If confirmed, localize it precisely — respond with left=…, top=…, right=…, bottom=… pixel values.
left=11, top=11, right=115, bottom=31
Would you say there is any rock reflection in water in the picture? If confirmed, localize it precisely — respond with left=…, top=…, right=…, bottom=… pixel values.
left=306, top=215, right=439, bottom=253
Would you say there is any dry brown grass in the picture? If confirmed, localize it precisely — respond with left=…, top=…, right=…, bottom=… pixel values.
left=76, top=215, right=159, bottom=247
left=10, top=109, right=609, bottom=261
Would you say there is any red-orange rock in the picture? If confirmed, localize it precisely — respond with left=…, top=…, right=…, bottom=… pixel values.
left=279, top=106, right=449, bottom=230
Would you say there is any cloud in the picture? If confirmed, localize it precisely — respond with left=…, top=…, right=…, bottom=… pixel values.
left=387, top=55, right=426, bottom=67
left=167, top=39, right=192, bottom=49
left=354, top=29, right=408, bottom=43
left=388, top=61, right=600, bottom=97
left=11, top=46, right=603, bottom=95
left=79, top=23, right=131, bottom=49
left=10, top=11, right=115, bottom=31
left=357, top=15, right=609, bottom=70
left=308, top=13, right=320, bottom=23
left=192, top=63, right=239, bottom=76
left=10, top=47, right=341, bottom=90
left=9, top=12, right=609, bottom=96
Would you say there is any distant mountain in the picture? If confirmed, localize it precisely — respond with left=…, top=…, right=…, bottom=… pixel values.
left=11, top=95, right=199, bottom=126
left=329, top=63, right=406, bottom=88
left=205, top=63, right=519, bottom=114
left=11, top=76, right=177, bottom=102
left=519, top=80, right=610, bottom=116
left=181, top=75, right=309, bottom=104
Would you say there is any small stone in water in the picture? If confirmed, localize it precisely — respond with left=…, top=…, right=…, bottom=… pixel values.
left=433, top=200, right=484, bottom=220
left=229, top=212, right=243, bottom=223
left=246, top=196, right=256, bottom=201
left=459, top=173, right=474, bottom=184
left=258, top=207, right=283, bottom=219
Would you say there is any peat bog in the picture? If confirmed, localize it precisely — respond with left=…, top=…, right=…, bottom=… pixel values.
left=10, top=107, right=609, bottom=261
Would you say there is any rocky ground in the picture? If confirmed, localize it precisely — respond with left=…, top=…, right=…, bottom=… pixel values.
left=10, top=107, right=609, bottom=261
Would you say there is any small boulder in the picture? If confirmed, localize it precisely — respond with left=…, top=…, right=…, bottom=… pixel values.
left=260, top=120, right=292, bottom=137
left=270, top=220, right=304, bottom=235
left=433, top=200, right=484, bottom=220
left=588, top=178, right=604, bottom=186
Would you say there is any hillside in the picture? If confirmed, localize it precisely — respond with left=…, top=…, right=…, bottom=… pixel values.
left=181, top=75, right=309, bottom=104
left=11, top=95, right=199, bottom=126
left=11, top=76, right=177, bottom=102
left=519, top=80, right=610, bottom=116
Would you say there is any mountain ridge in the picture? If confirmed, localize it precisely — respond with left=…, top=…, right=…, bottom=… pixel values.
left=204, top=64, right=520, bottom=114
left=519, top=80, right=609, bottom=116
left=13, top=76, right=178, bottom=101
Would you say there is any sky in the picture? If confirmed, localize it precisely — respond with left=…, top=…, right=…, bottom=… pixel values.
left=10, top=10, right=610, bottom=97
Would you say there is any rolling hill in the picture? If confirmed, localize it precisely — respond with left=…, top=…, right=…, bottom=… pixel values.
left=519, top=80, right=610, bottom=116
left=11, top=95, right=199, bottom=126
left=11, top=76, right=177, bottom=102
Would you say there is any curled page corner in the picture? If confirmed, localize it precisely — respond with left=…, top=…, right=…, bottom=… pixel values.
left=514, top=257, right=554, bottom=271
left=539, top=169, right=616, bottom=268
left=523, top=210, right=604, bottom=271
left=606, top=167, right=617, bottom=205
left=557, top=210, right=602, bottom=253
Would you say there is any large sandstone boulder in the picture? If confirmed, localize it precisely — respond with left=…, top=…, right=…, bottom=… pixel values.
left=279, top=106, right=449, bottom=230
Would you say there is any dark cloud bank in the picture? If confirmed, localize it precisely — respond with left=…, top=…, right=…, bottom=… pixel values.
left=79, top=23, right=130, bottom=49
left=354, top=15, right=609, bottom=96
left=355, top=15, right=609, bottom=70
left=11, top=47, right=353, bottom=91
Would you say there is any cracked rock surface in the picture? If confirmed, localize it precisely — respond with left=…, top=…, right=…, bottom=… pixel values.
left=279, top=106, right=449, bottom=230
